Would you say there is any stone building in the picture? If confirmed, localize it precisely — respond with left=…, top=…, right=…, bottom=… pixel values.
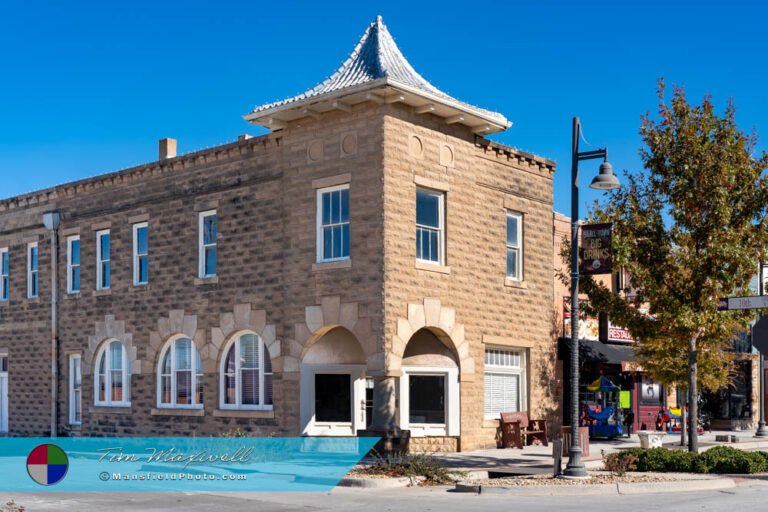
left=0, top=17, right=557, bottom=451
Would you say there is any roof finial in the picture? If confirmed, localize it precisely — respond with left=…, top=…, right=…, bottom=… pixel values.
left=375, top=15, right=383, bottom=25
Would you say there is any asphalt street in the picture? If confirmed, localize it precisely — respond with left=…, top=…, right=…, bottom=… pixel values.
left=4, top=480, right=768, bottom=512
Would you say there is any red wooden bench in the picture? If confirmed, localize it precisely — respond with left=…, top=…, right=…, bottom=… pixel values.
left=500, top=412, right=548, bottom=449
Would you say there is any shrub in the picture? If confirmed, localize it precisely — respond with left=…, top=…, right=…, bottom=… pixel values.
left=603, top=450, right=637, bottom=476
left=3, top=501, right=25, bottom=512
left=603, top=446, right=768, bottom=474
left=362, top=452, right=464, bottom=484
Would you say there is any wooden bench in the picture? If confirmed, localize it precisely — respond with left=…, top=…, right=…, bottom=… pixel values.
left=500, top=412, right=548, bottom=449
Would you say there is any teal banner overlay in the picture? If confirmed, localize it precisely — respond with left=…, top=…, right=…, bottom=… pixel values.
left=0, top=437, right=379, bottom=492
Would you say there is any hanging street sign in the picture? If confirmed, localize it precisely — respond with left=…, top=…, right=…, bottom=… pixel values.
left=717, top=295, right=768, bottom=311
left=752, top=316, right=768, bottom=355
left=580, top=223, right=613, bottom=275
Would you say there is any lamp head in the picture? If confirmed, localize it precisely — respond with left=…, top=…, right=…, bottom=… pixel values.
left=589, top=160, right=621, bottom=190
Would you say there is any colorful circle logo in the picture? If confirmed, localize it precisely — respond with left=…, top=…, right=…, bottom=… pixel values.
left=26, top=444, right=69, bottom=486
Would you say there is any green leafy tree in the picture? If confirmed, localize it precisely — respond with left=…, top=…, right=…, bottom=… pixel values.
left=577, top=81, right=768, bottom=452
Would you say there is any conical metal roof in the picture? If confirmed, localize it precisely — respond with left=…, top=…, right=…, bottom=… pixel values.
left=244, top=16, right=511, bottom=134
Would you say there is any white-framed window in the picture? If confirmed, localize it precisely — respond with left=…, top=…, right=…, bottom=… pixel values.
left=96, top=230, right=110, bottom=290
left=66, top=236, right=80, bottom=294
left=157, top=336, right=203, bottom=409
left=0, top=248, right=8, bottom=301
left=316, top=184, right=350, bottom=262
left=132, top=222, right=149, bottom=286
left=416, top=188, right=445, bottom=264
left=94, top=340, right=130, bottom=407
left=198, top=210, right=217, bottom=278
left=69, top=354, right=82, bottom=425
left=483, top=348, right=527, bottom=419
left=27, top=242, right=38, bottom=298
left=399, top=366, right=460, bottom=437
left=220, top=333, right=273, bottom=410
left=506, top=212, right=523, bottom=280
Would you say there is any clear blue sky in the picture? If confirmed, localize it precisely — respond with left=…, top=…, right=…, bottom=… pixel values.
left=1, top=0, right=766, bottom=217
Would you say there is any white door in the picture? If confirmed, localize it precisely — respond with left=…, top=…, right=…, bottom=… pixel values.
left=0, top=355, right=8, bottom=433
left=300, top=365, right=365, bottom=436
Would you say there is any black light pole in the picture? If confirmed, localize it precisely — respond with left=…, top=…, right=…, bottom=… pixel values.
left=563, top=117, right=620, bottom=479
left=757, top=262, right=767, bottom=437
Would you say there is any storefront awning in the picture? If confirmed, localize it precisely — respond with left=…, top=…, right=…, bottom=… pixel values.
left=558, top=338, right=638, bottom=366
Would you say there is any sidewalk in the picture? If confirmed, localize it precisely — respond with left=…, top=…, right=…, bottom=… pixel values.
left=436, top=430, right=768, bottom=474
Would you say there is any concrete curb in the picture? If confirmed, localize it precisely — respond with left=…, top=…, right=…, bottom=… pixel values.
left=453, top=477, right=736, bottom=496
left=337, top=476, right=424, bottom=488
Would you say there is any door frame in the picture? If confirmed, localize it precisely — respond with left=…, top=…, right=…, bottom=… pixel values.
left=300, top=364, right=366, bottom=436
left=0, top=353, right=8, bottom=433
left=399, top=366, right=460, bottom=437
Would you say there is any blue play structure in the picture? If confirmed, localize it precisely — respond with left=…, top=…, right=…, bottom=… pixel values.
left=583, top=377, right=624, bottom=439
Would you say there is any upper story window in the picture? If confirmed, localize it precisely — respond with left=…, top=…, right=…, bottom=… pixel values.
left=220, top=333, right=273, bottom=410
left=0, top=248, right=8, bottom=301
left=95, top=340, right=130, bottom=407
left=132, top=222, right=149, bottom=286
left=506, top=212, right=523, bottom=280
left=416, top=188, right=445, bottom=264
left=67, top=236, right=80, bottom=294
left=198, top=210, right=217, bottom=278
left=316, top=184, right=350, bottom=262
left=96, top=230, right=110, bottom=290
left=158, top=336, right=203, bottom=409
left=27, top=242, right=38, bottom=299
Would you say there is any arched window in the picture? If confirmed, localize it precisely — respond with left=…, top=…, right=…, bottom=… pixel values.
left=94, top=340, right=130, bottom=406
left=157, top=337, right=203, bottom=409
left=220, top=333, right=273, bottom=410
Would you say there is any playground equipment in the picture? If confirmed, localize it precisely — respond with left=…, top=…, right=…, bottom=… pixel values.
left=656, top=406, right=705, bottom=435
left=583, top=376, right=625, bottom=439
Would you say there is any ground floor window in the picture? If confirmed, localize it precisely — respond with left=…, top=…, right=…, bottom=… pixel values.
left=315, top=374, right=351, bottom=422
left=703, top=360, right=752, bottom=420
left=69, top=355, right=82, bottom=425
left=409, top=375, right=445, bottom=424
left=483, top=348, right=526, bottom=419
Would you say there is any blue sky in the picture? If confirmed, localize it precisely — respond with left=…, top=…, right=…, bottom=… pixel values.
left=1, top=0, right=766, bottom=217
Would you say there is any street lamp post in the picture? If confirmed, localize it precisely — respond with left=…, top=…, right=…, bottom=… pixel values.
left=756, top=262, right=768, bottom=438
left=562, top=117, right=621, bottom=479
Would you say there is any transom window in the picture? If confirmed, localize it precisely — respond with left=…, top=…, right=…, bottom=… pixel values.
left=95, top=340, right=130, bottom=406
left=416, top=188, right=445, bottom=264
left=506, top=212, right=523, bottom=280
left=316, top=184, right=350, bottom=262
left=133, top=222, right=149, bottom=286
left=1, top=248, right=8, bottom=301
left=484, top=348, right=526, bottom=419
left=220, top=333, right=273, bottom=410
left=158, top=337, right=203, bottom=408
left=198, top=211, right=217, bottom=278
left=96, top=230, right=110, bottom=290
left=27, top=243, right=38, bottom=298
left=67, top=236, right=80, bottom=293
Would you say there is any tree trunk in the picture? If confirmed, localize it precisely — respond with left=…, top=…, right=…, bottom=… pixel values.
left=688, top=333, right=699, bottom=453
left=679, top=386, right=687, bottom=447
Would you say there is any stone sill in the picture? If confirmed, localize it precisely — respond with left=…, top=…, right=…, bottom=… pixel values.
left=90, top=406, right=132, bottom=415
left=504, top=278, right=527, bottom=289
left=93, top=289, right=112, bottom=297
left=194, top=276, right=219, bottom=286
left=130, top=283, right=150, bottom=292
left=26, top=297, right=40, bottom=303
left=482, top=419, right=502, bottom=428
left=312, top=259, right=352, bottom=272
left=415, top=260, right=451, bottom=274
left=151, top=408, right=205, bottom=417
left=64, top=292, right=81, bottom=300
left=0, top=301, right=8, bottom=307
left=213, top=409, right=275, bottom=419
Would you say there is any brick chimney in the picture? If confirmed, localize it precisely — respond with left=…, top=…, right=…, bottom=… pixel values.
left=159, top=138, right=177, bottom=160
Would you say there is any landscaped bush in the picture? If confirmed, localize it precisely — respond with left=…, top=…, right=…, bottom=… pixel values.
left=361, top=451, right=465, bottom=484
left=604, top=446, right=768, bottom=474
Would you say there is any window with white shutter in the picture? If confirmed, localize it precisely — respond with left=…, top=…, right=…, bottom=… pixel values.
left=484, top=348, right=526, bottom=419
